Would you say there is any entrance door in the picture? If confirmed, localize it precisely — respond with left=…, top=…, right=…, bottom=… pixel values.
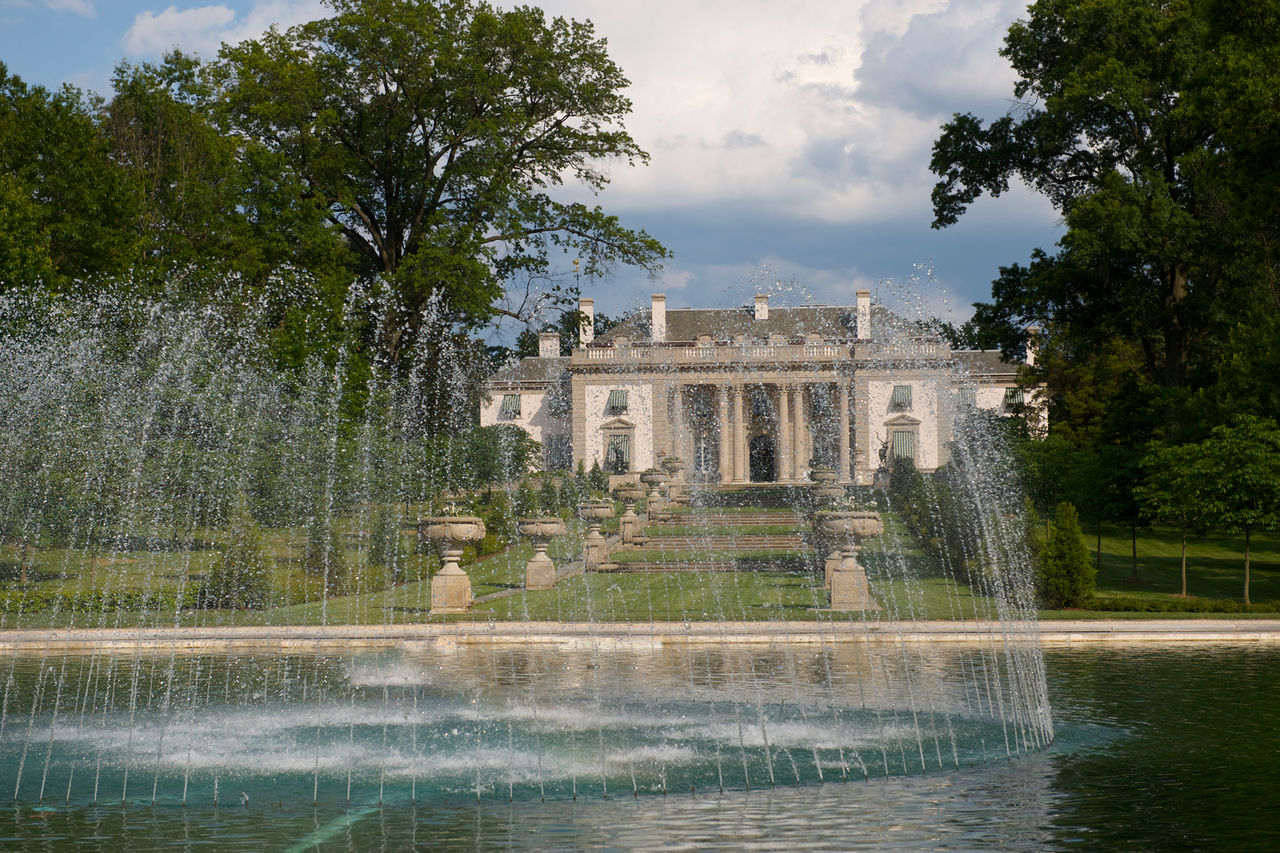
left=749, top=434, right=776, bottom=482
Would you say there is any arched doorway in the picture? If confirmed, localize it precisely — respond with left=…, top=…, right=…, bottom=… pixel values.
left=749, top=434, right=776, bottom=482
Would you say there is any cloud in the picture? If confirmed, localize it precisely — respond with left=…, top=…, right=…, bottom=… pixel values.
left=45, top=0, right=94, bottom=16
left=541, top=1, right=1048, bottom=230
left=121, top=1, right=327, bottom=59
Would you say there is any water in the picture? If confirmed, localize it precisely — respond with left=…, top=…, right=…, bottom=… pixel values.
left=0, top=285, right=1063, bottom=844
left=0, top=644, right=1274, bottom=850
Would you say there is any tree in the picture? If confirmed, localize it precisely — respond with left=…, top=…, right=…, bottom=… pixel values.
left=930, top=0, right=1280, bottom=430
left=104, top=53, right=353, bottom=302
left=1037, top=502, right=1095, bottom=609
left=1136, top=441, right=1215, bottom=596
left=0, top=63, right=143, bottom=291
left=1200, top=417, right=1280, bottom=605
left=212, top=0, right=667, bottom=364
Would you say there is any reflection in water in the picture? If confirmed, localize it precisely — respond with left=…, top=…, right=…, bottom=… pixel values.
left=2, top=645, right=1276, bottom=850
left=0, top=640, right=1049, bottom=810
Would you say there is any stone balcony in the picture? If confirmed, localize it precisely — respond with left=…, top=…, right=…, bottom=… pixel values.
left=571, top=338, right=947, bottom=366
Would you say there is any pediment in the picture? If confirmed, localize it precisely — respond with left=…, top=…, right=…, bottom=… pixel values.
left=601, top=416, right=636, bottom=430
left=883, top=414, right=921, bottom=427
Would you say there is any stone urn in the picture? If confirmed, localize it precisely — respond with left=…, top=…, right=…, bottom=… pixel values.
left=420, top=516, right=486, bottom=615
left=809, top=466, right=839, bottom=484
left=639, top=468, right=670, bottom=515
left=517, top=516, right=567, bottom=590
left=613, top=482, right=647, bottom=545
left=577, top=499, right=615, bottom=569
left=815, top=510, right=883, bottom=611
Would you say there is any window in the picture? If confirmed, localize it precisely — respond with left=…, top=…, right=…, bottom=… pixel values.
left=606, top=389, right=629, bottom=415
left=605, top=433, right=631, bottom=473
left=891, top=385, right=912, bottom=409
left=499, top=394, right=521, bottom=419
left=957, top=387, right=977, bottom=408
left=545, top=435, right=572, bottom=471
left=890, top=430, right=916, bottom=463
left=1004, top=388, right=1025, bottom=408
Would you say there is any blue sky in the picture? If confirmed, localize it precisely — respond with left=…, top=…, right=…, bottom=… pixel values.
left=1, top=0, right=1063, bottom=326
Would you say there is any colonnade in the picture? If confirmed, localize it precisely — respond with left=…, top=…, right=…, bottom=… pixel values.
left=668, top=381, right=852, bottom=483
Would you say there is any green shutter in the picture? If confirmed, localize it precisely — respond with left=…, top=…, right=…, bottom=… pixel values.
left=958, top=387, right=976, bottom=408
left=891, top=430, right=915, bottom=461
left=606, top=389, right=628, bottom=414
left=891, top=385, right=912, bottom=409
left=499, top=394, right=521, bottom=418
left=1004, top=388, right=1024, bottom=407
left=606, top=433, right=631, bottom=473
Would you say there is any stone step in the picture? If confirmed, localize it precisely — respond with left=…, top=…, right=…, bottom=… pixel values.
left=633, top=535, right=809, bottom=549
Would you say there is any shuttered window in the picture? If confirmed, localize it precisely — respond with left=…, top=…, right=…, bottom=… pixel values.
left=957, top=387, right=977, bottom=408
left=499, top=394, right=521, bottom=419
left=606, top=389, right=628, bottom=414
left=891, top=430, right=916, bottom=462
left=1004, top=388, right=1025, bottom=407
left=606, top=433, right=631, bottom=473
left=891, top=385, right=912, bottom=409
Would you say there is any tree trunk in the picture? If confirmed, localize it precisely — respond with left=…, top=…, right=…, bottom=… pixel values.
left=1179, top=526, right=1187, bottom=597
left=1130, top=522, right=1138, bottom=579
left=1244, top=526, right=1252, bottom=606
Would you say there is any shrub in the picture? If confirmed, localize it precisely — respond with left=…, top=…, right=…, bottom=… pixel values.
left=302, top=510, right=347, bottom=594
left=367, top=504, right=402, bottom=568
left=1037, top=502, right=1094, bottom=608
left=201, top=492, right=271, bottom=609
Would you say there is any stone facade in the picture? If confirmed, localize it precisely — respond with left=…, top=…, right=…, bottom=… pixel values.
left=482, top=293, right=1042, bottom=484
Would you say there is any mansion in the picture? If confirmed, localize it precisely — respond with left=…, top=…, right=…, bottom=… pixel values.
left=482, top=292, right=1040, bottom=485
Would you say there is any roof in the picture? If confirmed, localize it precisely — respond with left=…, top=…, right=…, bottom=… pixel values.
left=952, top=350, right=1020, bottom=377
left=598, top=304, right=901, bottom=343
left=485, top=356, right=569, bottom=387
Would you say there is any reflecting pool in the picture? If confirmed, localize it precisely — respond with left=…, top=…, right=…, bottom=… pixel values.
left=1, top=643, right=1276, bottom=850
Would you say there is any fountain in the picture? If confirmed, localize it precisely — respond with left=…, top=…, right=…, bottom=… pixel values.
left=0, top=286, right=1054, bottom=837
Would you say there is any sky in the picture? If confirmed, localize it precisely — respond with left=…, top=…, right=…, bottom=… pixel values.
left=0, top=0, right=1064, bottom=327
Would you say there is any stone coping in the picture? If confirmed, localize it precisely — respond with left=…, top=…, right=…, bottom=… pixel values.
left=0, top=619, right=1277, bottom=653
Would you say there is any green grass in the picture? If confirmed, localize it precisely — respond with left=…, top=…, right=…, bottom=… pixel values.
left=7, top=507, right=1278, bottom=627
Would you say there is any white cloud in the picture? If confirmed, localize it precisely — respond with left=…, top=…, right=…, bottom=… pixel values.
left=45, top=0, right=94, bottom=16
left=541, top=1, right=1050, bottom=229
left=122, top=1, right=326, bottom=59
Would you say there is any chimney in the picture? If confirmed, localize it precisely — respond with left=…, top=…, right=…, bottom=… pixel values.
left=754, top=293, right=769, bottom=321
left=651, top=293, right=667, bottom=343
left=579, top=297, right=594, bottom=346
left=1026, top=325, right=1040, bottom=367
left=538, top=332, right=560, bottom=358
left=856, top=290, right=871, bottom=340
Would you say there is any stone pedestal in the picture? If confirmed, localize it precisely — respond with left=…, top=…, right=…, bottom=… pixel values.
left=613, top=484, right=647, bottom=545
left=525, top=547, right=556, bottom=589
left=421, top=516, right=486, bottom=616
left=430, top=555, right=473, bottom=614
left=518, top=517, right=566, bottom=590
left=830, top=549, right=881, bottom=611
left=815, top=510, right=884, bottom=612
left=578, top=501, right=615, bottom=570
left=824, top=549, right=843, bottom=587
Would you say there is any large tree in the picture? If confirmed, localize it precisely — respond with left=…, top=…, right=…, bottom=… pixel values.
left=930, top=0, right=1280, bottom=428
left=211, top=0, right=667, bottom=363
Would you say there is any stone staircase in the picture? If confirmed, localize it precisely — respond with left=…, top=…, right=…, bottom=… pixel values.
left=605, top=507, right=815, bottom=573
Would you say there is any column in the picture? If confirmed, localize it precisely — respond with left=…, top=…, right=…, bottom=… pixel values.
left=718, top=385, right=731, bottom=484
left=792, top=384, right=807, bottom=479
left=838, top=382, right=852, bottom=482
left=732, top=386, right=747, bottom=482
left=670, top=384, right=685, bottom=464
left=777, top=385, right=792, bottom=482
